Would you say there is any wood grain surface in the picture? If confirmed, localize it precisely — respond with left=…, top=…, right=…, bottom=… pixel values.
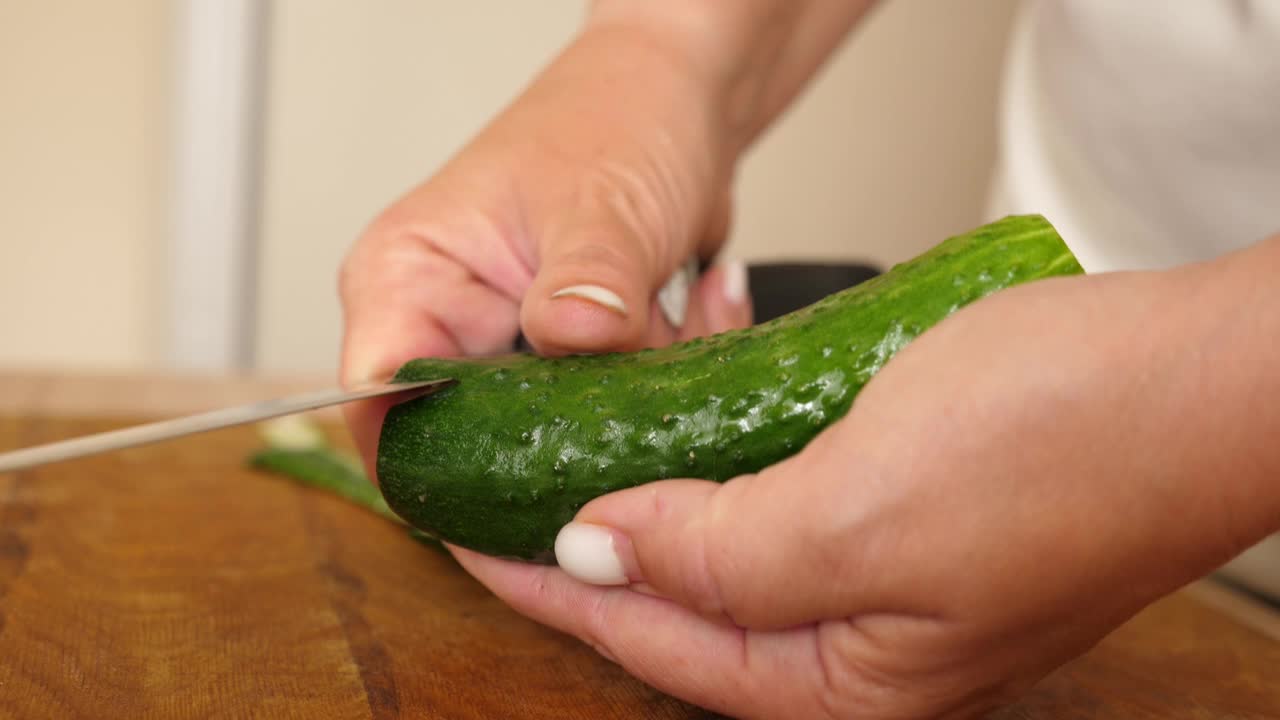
left=1, top=414, right=1278, bottom=719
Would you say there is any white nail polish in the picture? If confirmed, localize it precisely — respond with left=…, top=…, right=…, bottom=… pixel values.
left=722, top=259, right=748, bottom=304
left=555, top=522, right=628, bottom=586
left=657, top=256, right=697, bottom=328
left=551, top=285, right=628, bottom=316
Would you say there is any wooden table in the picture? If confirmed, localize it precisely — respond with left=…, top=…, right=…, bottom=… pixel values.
left=1, top=371, right=1278, bottom=719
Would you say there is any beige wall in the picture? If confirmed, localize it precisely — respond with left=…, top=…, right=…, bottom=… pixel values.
left=0, top=1, right=171, bottom=371
left=254, top=1, right=585, bottom=373
left=735, top=1, right=1019, bottom=262
left=0, top=0, right=1019, bottom=374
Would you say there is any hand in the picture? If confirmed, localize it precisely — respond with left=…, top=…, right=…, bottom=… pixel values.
left=451, top=265, right=1280, bottom=719
left=337, top=25, right=754, bottom=476
left=338, top=0, right=877, bottom=478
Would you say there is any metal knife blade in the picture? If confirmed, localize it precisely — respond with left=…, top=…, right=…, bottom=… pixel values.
left=0, top=378, right=453, bottom=473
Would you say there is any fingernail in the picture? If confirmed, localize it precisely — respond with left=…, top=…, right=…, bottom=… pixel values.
left=722, top=259, right=748, bottom=304
left=551, top=284, right=628, bottom=316
left=555, top=521, right=629, bottom=586
left=657, top=257, right=697, bottom=328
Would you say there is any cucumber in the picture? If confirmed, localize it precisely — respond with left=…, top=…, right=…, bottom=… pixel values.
left=250, top=445, right=400, bottom=522
left=378, top=215, right=1084, bottom=562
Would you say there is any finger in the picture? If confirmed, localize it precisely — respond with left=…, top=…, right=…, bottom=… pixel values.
left=667, top=187, right=738, bottom=343
left=551, top=423, right=896, bottom=630
left=339, top=233, right=520, bottom=481
left=519, top=210, right=676, bottom=355
left=340, top=231, right=524, bottom=383
left=640, top=296, right=682, bottom=349
left=655, top=256, right=697, bottom=330
left=449, top=546, right=829, bottom=720
left=684, top=260, right=752, bottom=339
left=518, top=154, right=728, bottom=355
left=633, top=260, right=754, bottom=347
left=638, top=266, right=703, bottom=349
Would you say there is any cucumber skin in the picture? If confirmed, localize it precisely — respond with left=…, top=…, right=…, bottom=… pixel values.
left=250, top=447, right=399, bottom=521
left=378, top=215, right=1084, bottom=562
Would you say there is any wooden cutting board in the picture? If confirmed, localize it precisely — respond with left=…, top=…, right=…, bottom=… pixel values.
left=1, top=414, right=1278, bottom=719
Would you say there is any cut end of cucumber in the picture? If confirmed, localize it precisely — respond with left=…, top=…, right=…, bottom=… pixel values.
left=257, top=414, right=328, bottom=451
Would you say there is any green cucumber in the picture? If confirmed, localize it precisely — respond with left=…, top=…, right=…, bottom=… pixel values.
left=378, top=215, right=1084, bottom=562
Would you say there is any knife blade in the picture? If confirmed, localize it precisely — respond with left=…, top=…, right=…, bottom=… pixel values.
left=0, top=378, right=453, bottom=473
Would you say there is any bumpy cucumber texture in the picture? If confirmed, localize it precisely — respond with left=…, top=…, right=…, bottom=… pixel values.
left=376, top=215, right=1084, bottom=562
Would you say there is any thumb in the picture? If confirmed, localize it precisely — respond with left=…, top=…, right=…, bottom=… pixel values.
left=552, top=437, right=877, bottom=630
left=520, top=210, right=695, bottom=355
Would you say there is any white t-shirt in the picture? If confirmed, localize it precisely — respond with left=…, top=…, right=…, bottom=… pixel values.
left=987, top=0, right=1280, bottom=273
left=989, top=1, right=1280, bottom=598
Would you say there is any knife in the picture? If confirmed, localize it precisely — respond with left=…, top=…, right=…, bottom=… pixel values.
left=0, top=378, right=454, bottom=473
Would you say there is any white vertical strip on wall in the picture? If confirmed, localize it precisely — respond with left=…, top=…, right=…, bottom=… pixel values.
left=167, top=0, right=267, bottom=371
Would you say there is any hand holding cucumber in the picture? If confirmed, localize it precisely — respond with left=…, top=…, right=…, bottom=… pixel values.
left=336, top=27, right=756, bottom=478
left=447, top=256, right=1280, bottom=719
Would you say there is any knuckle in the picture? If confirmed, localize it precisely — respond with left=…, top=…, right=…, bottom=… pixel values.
left=683, top=483, right=746, bottom=621
left=579, top=589, right=622, bottom=662
left=555, top=235, right=640, bottom=276
left=813, top=628, right=866, bottom=720
left=578, top=151, right=697, bottom=276
left=808, top=618, right=968, bottom=720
